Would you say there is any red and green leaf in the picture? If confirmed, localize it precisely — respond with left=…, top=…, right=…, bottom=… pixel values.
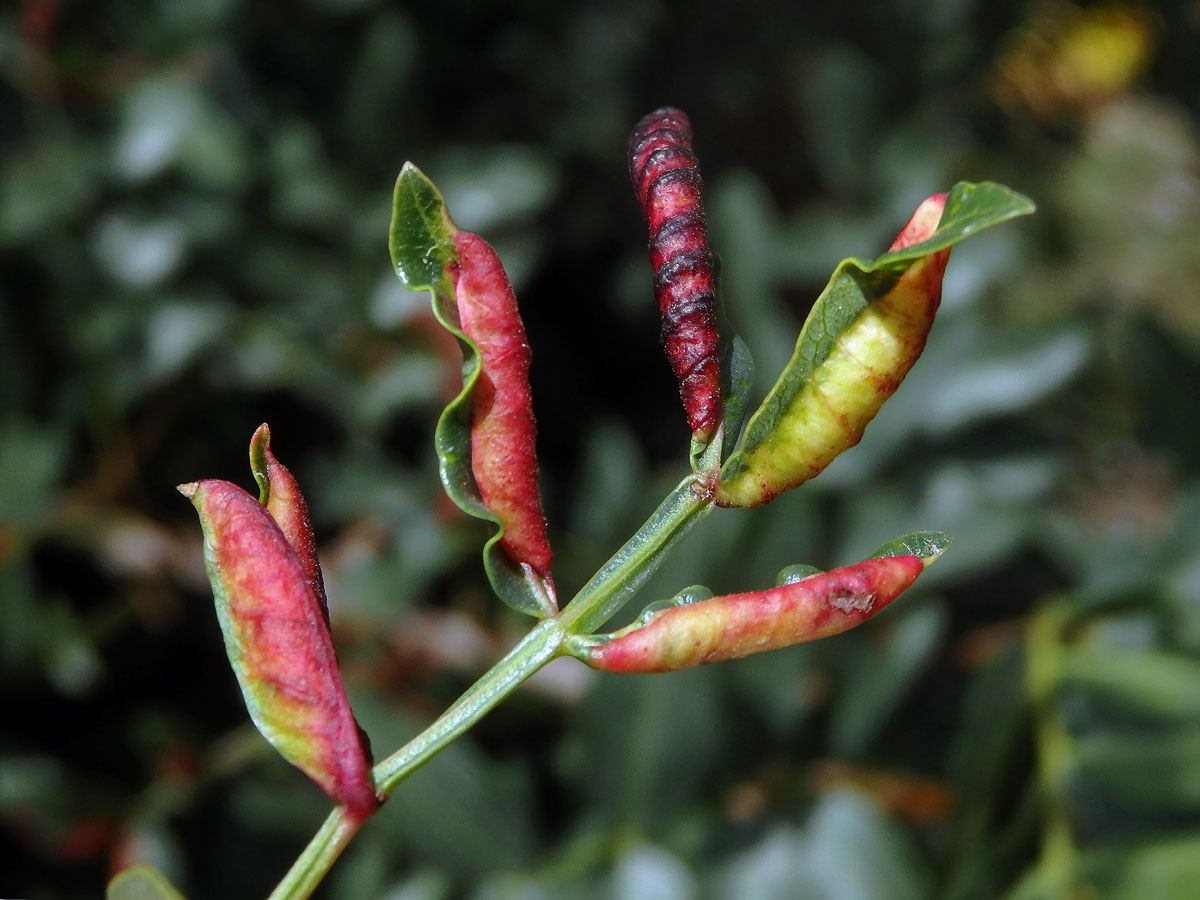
left=569, top=532, right=950, bottom=673
left=717, top=181, right=1035, bottom=507
left=249, top=423, right=327, bottom=621
left=178, top=478, right=377, bottom=821
left=390, top=162, right=556, bottom=618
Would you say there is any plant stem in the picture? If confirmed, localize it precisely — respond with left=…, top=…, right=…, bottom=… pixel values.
left=372, top=472, right=714, bottom=794
left=266, top=473, right=714, bottom=900
left=372, top=616, right=564, bottom=796
left=558, top=471, right=714, bottom=634
left=265, top=807, right=365, bottom=900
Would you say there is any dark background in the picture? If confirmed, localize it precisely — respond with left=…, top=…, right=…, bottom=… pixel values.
left=4, top=1, right=1200, bottom=897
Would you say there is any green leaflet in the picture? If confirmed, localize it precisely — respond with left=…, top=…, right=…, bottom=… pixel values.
left=873, top=530, right=953, bottom=565
left=868, top=181, right=1037, bottom=266
left=717, top=182, right=1034, bottom=507
left=389, top=163, right=555, bottom=619
left=389, top=162, right=458, bottom=291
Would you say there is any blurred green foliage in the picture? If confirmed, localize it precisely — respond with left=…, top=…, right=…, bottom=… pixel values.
left=3, top=0, right=1200, bottom=898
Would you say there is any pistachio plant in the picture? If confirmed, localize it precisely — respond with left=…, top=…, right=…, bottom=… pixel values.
left=108, top=108, right=1033, bottom=900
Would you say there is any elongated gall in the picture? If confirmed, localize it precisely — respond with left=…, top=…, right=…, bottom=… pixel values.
left=629, top=106, right=722, bottom=441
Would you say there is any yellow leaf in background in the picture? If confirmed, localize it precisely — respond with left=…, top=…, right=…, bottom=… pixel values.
left=993, top=4, right=1155, bottom=121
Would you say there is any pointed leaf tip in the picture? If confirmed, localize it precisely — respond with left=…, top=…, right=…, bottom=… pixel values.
left=176, top=481, right=199, bottom=500
left=249, top=422, right=272, bottom=503
left=872, top=531, right=953, bottom=567
left=246, top=424, right=328, bottom=617
left=390, top=162, right=456, bottom=290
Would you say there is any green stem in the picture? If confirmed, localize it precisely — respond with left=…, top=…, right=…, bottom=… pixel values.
left=372, top=617, right=564, bottom=795
left=266, top=473, right=714, bottom=900
left=373, top=472, right=714, bottom=793
left=265, top=807, right=365, bottom=900
left=558, top=471, right=715, bottom=634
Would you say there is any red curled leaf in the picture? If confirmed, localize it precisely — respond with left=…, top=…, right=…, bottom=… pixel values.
left=452, top=231, right=554, bottom=582
left=390, top=163, right=556, bottom=618
left=178, top=479, right=376, bottom=821
left=629, top=106, right=722, bottom=442
left=249, top=423, right=328, bottom=621
left=573, top=533, right=949, bottom=673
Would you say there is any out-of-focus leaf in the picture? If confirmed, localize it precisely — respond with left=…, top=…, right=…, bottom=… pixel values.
left=803, top=789, right=930, bottom=900
left=434, top=146, right=559, bottom=234
left=143, top=298, right=234, bottom=384
left=709, top=170, right=813, bottom=380
left=830, top=602, right=948, bottom=756
left=611, top=842, right=696, bottom=900
left=919, top=328, right=1090, bottom=434
left=942, top=640, right=1032, bottom=900
left=327, top=834, right=391, bottom=900
left=838, top=458, right=1054, bottom=583
left=372, top=868, right=452, bottom=900
left=107, top=866, right=187, bottom=900
left=568, top=420, right=647, bottom=541
left=797, top=47, right=883, bottom=196
left=1054, top=98, right=1200, bottom=343
left=91, top=214, right=187, bottom=289
left=1075, top=728, right=1200, bottom=812
left=1082, top=832, right=1200, bottom=900
left=714, top=824, right=812, bottom=900
left=1062, top=646, right=1200, bottom=720
left=0, top=420, right=65, bottom=528
left=347, top=693, right=537, bottom=875
left=0, top=140, right=94, bottom=245
left=341, top=11, right=417, bottom=152
left=111, top=71, right=248, bottom=189
left=112, top=76, right=201, bottom=181
left=0, top=556, right=38, bottom=670
left=714, top=790, right=929, bottom=899
left=561, top=666, right=723, bottom=826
